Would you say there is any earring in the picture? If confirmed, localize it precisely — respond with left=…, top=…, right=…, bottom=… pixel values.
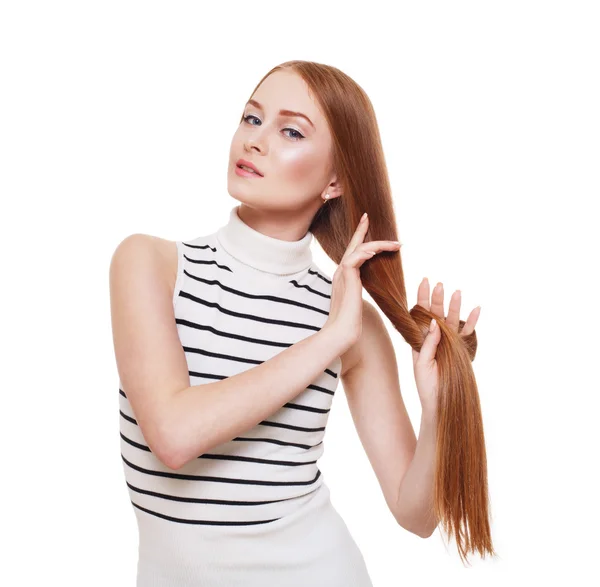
left=323, top=193, right=330, bottom=201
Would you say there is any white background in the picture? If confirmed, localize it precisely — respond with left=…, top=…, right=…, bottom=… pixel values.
left=2, top=1, right=598, bottom=585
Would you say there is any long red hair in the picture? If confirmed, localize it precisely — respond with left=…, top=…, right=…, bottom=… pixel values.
left=242, top=60, right=497, bottom=565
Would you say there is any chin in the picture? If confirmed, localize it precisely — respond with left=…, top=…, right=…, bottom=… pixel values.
left=225, top=181, right=256, bottom=208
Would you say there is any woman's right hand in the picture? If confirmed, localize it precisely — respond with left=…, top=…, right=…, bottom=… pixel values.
left=322, top=213, right=402, bottom=355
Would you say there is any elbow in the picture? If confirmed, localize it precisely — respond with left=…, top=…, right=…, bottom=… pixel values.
left=416, top=526, right=435, bottom=539
left=401, top=522, right=434, bottom=539
left=395, top=512, right=436, bottom=539
left=414, top=520, right=438, bottom=539
left=161, top=447, right=184, bottom=471
left=150, top=395, right=203, bottom=470
left=155, top=424, right=209, bottom=471
left=159, top=432, right=192, bottom=471
left=402, top=522, right=435, bottom=539
left=147, top=435, right=181, bottom=470
left=148, top=419, right=186, bottom=471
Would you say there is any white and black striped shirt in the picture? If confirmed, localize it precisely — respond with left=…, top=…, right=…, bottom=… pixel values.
left=118, top=205, right=342, bottom=527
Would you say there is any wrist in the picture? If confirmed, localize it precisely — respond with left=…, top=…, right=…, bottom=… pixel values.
left=319, top=324, right=352, bottom=357
left=420, top=401, right=437, bottom=422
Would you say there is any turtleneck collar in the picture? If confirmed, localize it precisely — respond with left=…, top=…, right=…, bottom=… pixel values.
left=215, top=205, right=314, bottom=275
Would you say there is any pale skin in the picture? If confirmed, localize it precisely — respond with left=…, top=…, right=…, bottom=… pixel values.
left=112, top=68, right=481, bottom=538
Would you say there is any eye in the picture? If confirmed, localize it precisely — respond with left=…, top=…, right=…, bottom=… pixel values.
left=283, top=128, right=305, bottom=140
left=242, top=114, right=305, bottom=141
left=243, top=114, right=260, bottom=126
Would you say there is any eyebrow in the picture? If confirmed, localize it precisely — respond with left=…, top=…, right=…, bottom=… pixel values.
left=246, top=99, right=315, bottom=129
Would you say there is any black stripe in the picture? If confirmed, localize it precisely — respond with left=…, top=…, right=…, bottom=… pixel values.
left=175, top=318, right=299, bottom=347
left=126, top=480, right=292, bottom=506
left=233, top=437, right=323, bottom=450
left=183, top=255, right=233, bottom=273
left=183, top=242, right=217, bottom=252
left=308, top=382, right=337, bottom=395
left=258, top=420, right=326, bottom=433
left=178, top=290, right=322, bottom=331
left=198, top=452, right=318, bottom=466
left=325, top=366, right=338, bottom=378
left=184, top=346, right=262, bottom=366
left=290, top=279, right=331, bottom=299
left=182, top=269, right=330, bottom=314
left=309, top=268, right=332, bottom=284
left=120, top=409, right=137, bottom=425
left=283, top=401, right=330, bottom=414
left=187, top=370, right=225, bottom=380
left=122, top=454, right=322, bottom=486
left=130, top=500, right=282, bottom=526
left=120, top=431, right=318, bottom=467
left=120, top=431, right=150, bottom=452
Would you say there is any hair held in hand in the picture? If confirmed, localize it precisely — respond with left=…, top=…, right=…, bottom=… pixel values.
left=246, top=60, right=498, bottom=566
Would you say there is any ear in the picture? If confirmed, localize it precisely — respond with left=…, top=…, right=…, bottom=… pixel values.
left=322, top=176, right=344, bottom=201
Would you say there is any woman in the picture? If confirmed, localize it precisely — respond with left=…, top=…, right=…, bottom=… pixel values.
left=110, top=60, right=496, bottom=586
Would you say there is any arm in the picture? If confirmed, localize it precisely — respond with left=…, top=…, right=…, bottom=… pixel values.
left=165, top=324, right=345, bottom=470
left=394, top=408, right=438, bottom=538
left=110, top=234, right=346, bottom=471
left=340, top=299, right=438, bottom=538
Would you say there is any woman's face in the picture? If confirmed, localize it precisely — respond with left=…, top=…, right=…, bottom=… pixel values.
left=228, top=70, right=339, bottom=213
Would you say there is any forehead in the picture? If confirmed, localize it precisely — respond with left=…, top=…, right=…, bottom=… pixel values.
left=249, top=70, right=323, bottom=127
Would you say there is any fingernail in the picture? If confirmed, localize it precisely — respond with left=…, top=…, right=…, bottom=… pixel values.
left=430, top=318, right=437, bottom=332
left=361, top=212, right=367, bottom=222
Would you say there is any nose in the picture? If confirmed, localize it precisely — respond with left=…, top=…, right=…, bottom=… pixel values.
left=243, top=122, right=269, bottom=154
left=244, top=136, right=263, bottom=154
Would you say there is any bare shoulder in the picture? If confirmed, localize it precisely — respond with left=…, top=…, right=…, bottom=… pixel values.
left=111, top=233, right=178, bottom=295
left=152, top=236, right=179, bottom=293
left=340, top=298, right=386, bottom=378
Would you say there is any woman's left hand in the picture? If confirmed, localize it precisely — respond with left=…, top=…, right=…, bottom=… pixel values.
left=412, top=278, right=481, bottom=412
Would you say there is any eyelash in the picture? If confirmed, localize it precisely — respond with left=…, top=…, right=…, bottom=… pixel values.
left=242, top=114, right=305, bottom=141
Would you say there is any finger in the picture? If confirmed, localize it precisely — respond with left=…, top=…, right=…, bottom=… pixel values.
left=355, top=240, right=402, bottom=255
left=431, top=282, right=445, bottom=320
left=344, top=242, right=400, bottom=270
left=342, top=248, right=380, bottom=271
left=460, top=306, right=481, bottom=336
left=418, top=318, right=442, bottom=364
left=446, top=290, right=461, bottom=333
left=417, top=277, right=431, bottom=310
left=340, top=213, right=370, bottom=262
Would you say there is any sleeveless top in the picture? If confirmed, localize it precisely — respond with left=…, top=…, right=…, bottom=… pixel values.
left=117, top=205, right=373, bottom=586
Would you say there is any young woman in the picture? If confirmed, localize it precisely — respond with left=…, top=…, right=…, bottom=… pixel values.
left=110, top=60, right=495, bottom=586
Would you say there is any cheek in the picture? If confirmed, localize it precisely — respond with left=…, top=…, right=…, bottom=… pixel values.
left=276, top=146, right=324, bottom=183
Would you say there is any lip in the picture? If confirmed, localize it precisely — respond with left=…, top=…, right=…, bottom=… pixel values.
left=235, top=159, right=263, bottom=176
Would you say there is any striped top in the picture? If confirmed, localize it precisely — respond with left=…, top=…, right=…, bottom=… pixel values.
left=118, top=204, right=342, bottom=528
